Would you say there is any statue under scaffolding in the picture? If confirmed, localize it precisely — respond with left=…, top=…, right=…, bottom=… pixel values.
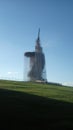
left=24, top=29, right=47, bottom=82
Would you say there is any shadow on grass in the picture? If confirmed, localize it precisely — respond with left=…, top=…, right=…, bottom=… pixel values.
left=0, top=88, right=73, bottom=129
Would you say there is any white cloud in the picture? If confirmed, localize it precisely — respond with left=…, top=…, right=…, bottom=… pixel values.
left=7, top=71, right=18, bottom=75
left=7, top=71, right=19, bottom=80
left=62, top=82, right=73, bottom=87
left=0, top=71, right=21, bottom=81
left=8, top=72, right=12, bottom=74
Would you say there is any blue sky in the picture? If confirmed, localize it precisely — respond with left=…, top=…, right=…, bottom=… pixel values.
left=0, top=0, right=73, bottom=86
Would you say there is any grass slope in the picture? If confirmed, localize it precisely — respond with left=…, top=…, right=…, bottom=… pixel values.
left=0, top=80, right=73, bottom=103
left=0, top=80, right=73, bottom=129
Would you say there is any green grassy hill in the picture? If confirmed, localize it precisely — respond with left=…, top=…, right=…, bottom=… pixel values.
left=0, top=80, right=73, bottom=129
left=0, top=80, right=73, bottom=103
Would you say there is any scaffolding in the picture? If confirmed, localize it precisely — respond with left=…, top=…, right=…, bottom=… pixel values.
left=24, top=30, right=47, bottom=82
